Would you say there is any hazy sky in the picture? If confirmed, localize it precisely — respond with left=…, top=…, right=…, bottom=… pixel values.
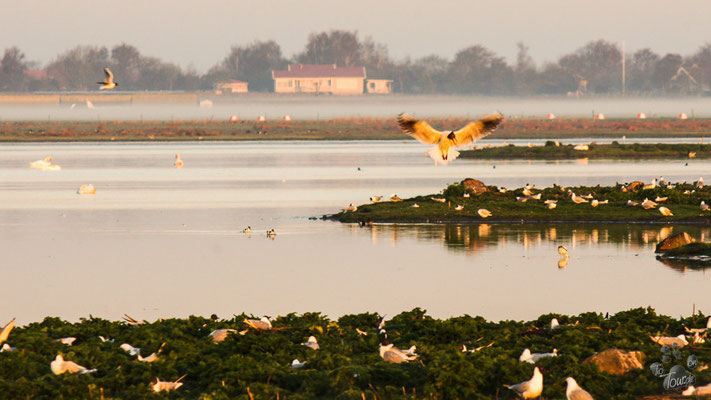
left=1, top=0, right=710, bottom=72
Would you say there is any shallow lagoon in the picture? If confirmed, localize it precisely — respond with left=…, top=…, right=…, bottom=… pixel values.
left=1, top=141, right=710, bottom=324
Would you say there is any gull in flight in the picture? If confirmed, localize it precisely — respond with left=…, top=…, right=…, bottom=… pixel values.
left=650, top=334, right=689, bottom=348
left=29, top=156, right=61, bottom=171
left=291, top=359, right=306, bottom=369
left=174, top=154, right=183, bottom=168
left=504, top=366, right=543, bottom=399
left=151, top=375, right=186, bottom=392
left=478, top=209, right=492, bottom=218
left=397, top=112, right=504, bottom=164
left=120, top=343, right=141, bottom=356
left=210, top=329, right=239, bottom=343
left=97, top=68, right=118, bottom=90
left=0, top=318, right=15, bottom=344
left=565, top=377, right=594, bottom=400
left=137, top=342, right=165, bottom=362
left=379, top=343, right=418, bottom=363
left=302, top=336, right=319, bottom=350
left=244, top=316, right=272, bottom=331
left=51, top=355, right=97, bottom=375
left=519, top=348, right=558, bottom=364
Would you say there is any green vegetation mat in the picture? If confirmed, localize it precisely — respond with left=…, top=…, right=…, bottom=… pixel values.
left=2, top=118, right=711, bottom=141
left=460, top=142, right=711, bottom=159
left=0, top=308, right=708, bottom=399
left=330, top=182, right=711, bottom=224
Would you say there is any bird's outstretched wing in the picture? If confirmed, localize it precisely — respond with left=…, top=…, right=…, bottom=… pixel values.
left=452, top=112, right=504, bottom=146
left=397, top=113, right=442, bottom=145
left=104, top=68, right=114, bottom=83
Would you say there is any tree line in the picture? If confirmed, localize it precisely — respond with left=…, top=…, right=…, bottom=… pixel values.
left=1, top=30, right=710, bottom=95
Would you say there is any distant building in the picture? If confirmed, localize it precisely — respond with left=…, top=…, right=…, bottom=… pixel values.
left=272, top=64, right=366, bottom=95
left=23, top=69, right=49, bottom=81
left=366, top=79, right=393, bottom=94
left=216, top=80, right=249, bottom=94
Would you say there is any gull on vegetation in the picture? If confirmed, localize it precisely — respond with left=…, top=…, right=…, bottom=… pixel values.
left=546, top=202, right=557, bottom=210
left=591, top=200, right=598, bottom=207
left=570, top=193, right=588, bottom=204
left=97, top=68, right=118, bottom=90
left=356, top=328, right=368, bottom=336
left=123, top=314, right=145, bottom=326
left=291, top=359, right=306, bottom=369
left=455, top=205, right=464, bottom=211
left=410, top=203, right=419, bottom=208
left=0, top=318, right=15, bottom=344
left=463, top=192, right=470, bottom=198
left=650, top=334, right=689, bottom=347
left=522, top=187, right=533, bottom=196
left=643, top=179, right=658, bottom=190
left=151, top=375, right=186, bottom=393
left=302, top=336, right=319, bottom=350
left=461, top=342, right=494, bottom=353
left=504, top=366, right=543, bottom=399
left=477, top=209, right=492, bottom=218
left=209, top=329, right=239, bottom=343
left=701, top=201, right=709, bottom=211
left=137, top=342, right=165, bottom=363
left=499, top=187, right=508, bottom=193
left=51, top=355, right=97, bottom=375
left=519, top=348, right=558, bottom=364
left=431, top=197, right=446, bottom=203
left=174, top=154, right=183, bottom=168
left=370, top=196, right=382, bottom=203
left=1, top=343, right=16, bottom=352
left=397, top=112, right=504, bottom=164
left=59, top=337, right=76, bottom=346
left=551, top=318, right=560, bottom=330
left=655, top=196, right=668, bottom=202
left=627, top=200, right=639, bottom=207
left=517, top=196, right=528, bottom=203
left=573, top=144, right=589, bottom=151
left=390, top=194, right=402, bottom=202
left=29, top=156, right=61, bottom=171
left=697, top=177, right=704, bottom=188
left=345, top=204, right=357, bottom=212
left=120, top=343, right=141, bottom=356
left=565, top=377, right=594, bottom=400
left=659, top=176, right=667, bottom=186
left=658, top=207, right=673, bottom=216
left=684, top=317, right=711, bottom=334
left=641, top=198, right=657, bottom=210
left=244, top=316, right=272, bottom=331
left=98, top=336, right=114, bottom=343
left=379, top=343, right=418, bottom=363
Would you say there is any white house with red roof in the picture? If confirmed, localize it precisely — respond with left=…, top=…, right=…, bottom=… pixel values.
left=272, top=64, right=366, bottom=94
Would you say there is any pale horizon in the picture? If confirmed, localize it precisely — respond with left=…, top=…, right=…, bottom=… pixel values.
left=1, top=0, right=710, bottom=72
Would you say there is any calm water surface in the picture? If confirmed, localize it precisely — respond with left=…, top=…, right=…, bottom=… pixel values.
left=1, top=141, right=710, bottom=324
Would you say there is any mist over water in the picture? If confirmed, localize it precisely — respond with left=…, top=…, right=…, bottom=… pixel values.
left=1, top=95, right=709, bottom=121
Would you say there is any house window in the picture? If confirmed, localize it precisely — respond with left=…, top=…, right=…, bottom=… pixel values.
left=328, top=80, right=332, bottom=86
left=288, top=80, right=293, bottom=87
left=370, top=82, right=376, bottom=89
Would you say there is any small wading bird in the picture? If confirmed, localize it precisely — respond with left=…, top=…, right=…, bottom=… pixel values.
left=504, top=366, right=543, bottom=399
left=397, top=112, right=504, bottom=164
left=174, top=154, right=183, bottom=168
left=77, top=184, right=96, bottom=195
left=242, top=226, right=251, bottom=234
left=97, top=68, right=118, bottom=90
left=51, top=355, right=97, bottom=375
left=565, top=377, right=594, bottom=400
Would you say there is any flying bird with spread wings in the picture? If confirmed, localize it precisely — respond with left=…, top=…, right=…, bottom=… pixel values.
left=397, top=112, right=504, bottom=164
left=97, top=68, right=118, bottom=90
